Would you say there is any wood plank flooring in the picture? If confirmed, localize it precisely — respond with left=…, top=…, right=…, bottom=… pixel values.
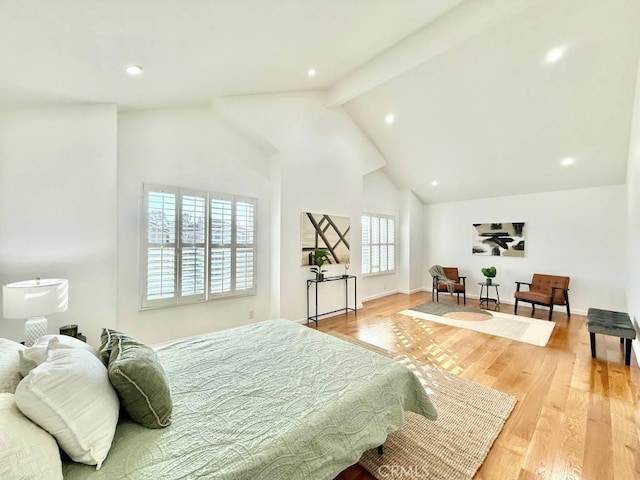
left=317, top=292, right=640, bottom=480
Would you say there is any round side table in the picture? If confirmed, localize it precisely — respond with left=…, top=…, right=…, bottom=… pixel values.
left=478, top=282, right=500, bottom=309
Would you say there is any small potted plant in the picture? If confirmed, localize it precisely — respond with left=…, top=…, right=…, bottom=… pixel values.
left=310, top=249, right=330, bottom=281
left=481, top=266, right=497, bottom=285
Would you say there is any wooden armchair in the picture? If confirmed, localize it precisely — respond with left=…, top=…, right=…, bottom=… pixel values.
left=431, top=267, right=466, bottom=305
left=514, top=273, right=570, bottom=320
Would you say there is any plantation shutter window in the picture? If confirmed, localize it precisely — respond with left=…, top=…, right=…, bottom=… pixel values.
left=143, top=186, right=178, bottom=308
left=235, top=199, right=256, bottom=292
left=361, top=213, right=396, bottom=277
left=141, top=184, right=257, bottom=309
left=179, top=191, right=207, bottom=302
left=210, top=194, right=233, bottom=297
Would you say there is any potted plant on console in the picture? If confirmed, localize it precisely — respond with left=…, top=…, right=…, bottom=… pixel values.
left=481, top=266, right=497, bottom=285
left=310, top=249, right=330, bottom=281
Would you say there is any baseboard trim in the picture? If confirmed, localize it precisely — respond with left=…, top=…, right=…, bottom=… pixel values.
left=398, top=288, right=425, bottom=295
left=362, top=290, right=400, bottom=302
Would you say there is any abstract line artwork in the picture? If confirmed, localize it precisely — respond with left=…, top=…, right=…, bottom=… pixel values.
left=472, top=222, right=526, bottom=257
left=301, top=212, right=350, bottom=265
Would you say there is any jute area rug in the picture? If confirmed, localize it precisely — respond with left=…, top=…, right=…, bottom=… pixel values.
left=330, top=333, right=517, bottom=480
left=401, top=301, right=555, bottom=347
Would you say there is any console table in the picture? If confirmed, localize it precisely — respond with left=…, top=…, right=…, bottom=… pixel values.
left=306, top=275, right=357, bottom=327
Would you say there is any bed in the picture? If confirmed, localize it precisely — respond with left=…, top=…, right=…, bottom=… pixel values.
left=63, top=319, right=437, bottom=479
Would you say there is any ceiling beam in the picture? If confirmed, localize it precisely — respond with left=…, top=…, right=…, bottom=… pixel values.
left=324, top=0, right=538, bottom=107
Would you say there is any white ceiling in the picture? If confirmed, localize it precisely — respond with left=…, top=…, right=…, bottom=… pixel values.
left=344, top=0, right=640, bottom=202
left=1, top=0, right=638, bottom=203
left=0, top=0, right=461, bottom=109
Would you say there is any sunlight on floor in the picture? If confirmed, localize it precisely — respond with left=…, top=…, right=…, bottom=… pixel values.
left=389, top=315, right=465, bottom=376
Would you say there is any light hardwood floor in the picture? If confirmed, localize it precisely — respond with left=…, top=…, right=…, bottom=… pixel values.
left=319, top=292, right=640, bottom=480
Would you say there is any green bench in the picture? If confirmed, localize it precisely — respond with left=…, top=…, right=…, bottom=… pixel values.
left=586, top=308, right=636, bottom=366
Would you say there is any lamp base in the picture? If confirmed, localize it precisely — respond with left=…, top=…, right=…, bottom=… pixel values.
left=25, top=316, right=47, bottom=347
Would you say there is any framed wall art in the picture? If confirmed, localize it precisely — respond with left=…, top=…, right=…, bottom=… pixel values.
left=472, top=222, right=526, bottom=257
left=301, top=212, right=350, bottom=265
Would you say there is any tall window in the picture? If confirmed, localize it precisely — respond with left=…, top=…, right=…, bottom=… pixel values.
left=361, top=214, right=395, bottom=276
left=142, top=184, right=256, bottom=309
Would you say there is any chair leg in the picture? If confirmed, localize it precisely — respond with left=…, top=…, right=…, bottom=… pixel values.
left=463, top=290, right=466, bottom=305
left=565, top=293, right=571, bottom=317
left=436, top=289, right=439, bottom=302
left=432, top=288, right=435, bottom=302
left=377, top=445, right=384, bottom=455
left=590, top=332, right=596, bottom=358
left=621, top=337, right=624, bottom=344
left=456, top=292, right=460, bottom=305
left=514, top=299, right=518, bottom=315
left=548, top=304, right=554, bottom=321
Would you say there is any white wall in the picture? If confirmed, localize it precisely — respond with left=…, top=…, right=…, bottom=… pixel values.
left=424, top=185, right=627, bottom=314
left=0, top=105, right=117, bottom=345
left=399, top=189, right=424, bottom=294
left=626, top=51, right=640, bottom=361
left=116, top=108, right=272, bottom=344
left=219, top=92, right=386, bottom=321
left=361, top=169, right=401, bottom=300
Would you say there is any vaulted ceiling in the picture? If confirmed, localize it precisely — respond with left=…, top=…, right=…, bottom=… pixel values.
left=1, top=0, right=639, bottom=203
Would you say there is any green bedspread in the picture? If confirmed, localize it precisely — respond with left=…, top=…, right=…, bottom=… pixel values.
left=63, top=319, right=436, bottom=479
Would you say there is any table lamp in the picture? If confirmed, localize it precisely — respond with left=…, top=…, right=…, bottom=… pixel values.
left=2, top=278, right=69, bottom=346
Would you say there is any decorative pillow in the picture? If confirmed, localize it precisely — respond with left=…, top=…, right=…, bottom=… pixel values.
left=100, top=329, right=172, bottom=429
left=0, top=338, right=25, bottom=394
left=14, top=348, right=119, bottom=469
left=0, top=393, right=63, bottom=480
left=19, top=336, right=97, bottom=377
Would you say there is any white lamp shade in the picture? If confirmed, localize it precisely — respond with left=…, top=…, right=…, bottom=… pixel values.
left=2, top=279, right=69, bottom=319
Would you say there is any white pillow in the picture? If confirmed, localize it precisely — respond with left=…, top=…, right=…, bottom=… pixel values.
left=0, top=338, right=25, bottom=394
left=0, top=393, right=63, bottom=480
left=15, top=348, right=119, bottom=469
left=35, top=334, right=98, bottom=357
left=19, top=336, right=97, bottom=377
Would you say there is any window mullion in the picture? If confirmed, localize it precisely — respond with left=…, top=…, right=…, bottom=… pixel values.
left=231, top=196, right=237, bottom=294
left=205, top=193, right=211, bottom=300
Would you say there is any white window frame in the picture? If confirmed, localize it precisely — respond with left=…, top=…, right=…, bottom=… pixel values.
left=141, top=184, right=257, bottom=309
left=361, top=213, right=396, bottom=277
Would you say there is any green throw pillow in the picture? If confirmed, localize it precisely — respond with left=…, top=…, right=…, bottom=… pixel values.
left=99, top=329, right=172, bottom=429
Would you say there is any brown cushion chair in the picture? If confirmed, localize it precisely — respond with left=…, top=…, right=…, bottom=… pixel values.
left=514, top=273, right=570, bottom=320
left=431, top=267, right=466, bottom=305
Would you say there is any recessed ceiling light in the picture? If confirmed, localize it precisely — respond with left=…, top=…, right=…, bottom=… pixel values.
left=545, top=47, right=565, bottom=64
left=307, top=68, right=316, bottom=77
left=560, top=157, right=575, bottom=166
left=431, top=180, right=439, bottom=186
left=125, top=65, right=143, bottom=76
left=385, top=113, right=395, bottom=125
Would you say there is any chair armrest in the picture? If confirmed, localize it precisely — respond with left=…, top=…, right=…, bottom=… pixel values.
left=458, top=276, right=466, bottom=285
left=551, top=286, right=570, bottom=293
left=515, top=281, right=531, bottom=292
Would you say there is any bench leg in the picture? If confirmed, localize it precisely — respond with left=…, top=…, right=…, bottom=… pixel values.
left=590, top=332, right=596, bottom=358
left=625, top=339, right=632, bottom=366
